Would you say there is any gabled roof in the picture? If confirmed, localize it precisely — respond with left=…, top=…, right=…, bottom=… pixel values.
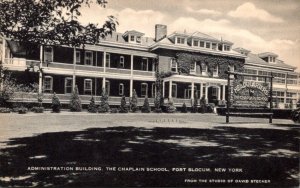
left=234, top=47, right=251, bottom=54
left=189, top=31, right=219, bottom=42
left=122, top=30, right=145, bottom=38
left=258, top=52, right=278, bottom=58
left=168, top=31, right=190, bottom=38
left=103, top=32, right=155, bottom=46
left=246, top=52, right=295, bottom=70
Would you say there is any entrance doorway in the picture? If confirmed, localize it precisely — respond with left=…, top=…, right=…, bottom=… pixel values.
left=208, top=87, right=219, bottom=105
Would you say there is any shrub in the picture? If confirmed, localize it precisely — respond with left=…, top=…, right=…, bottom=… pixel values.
left=32, top=106, right=44, bottom=113
left=181, top=103, right=187, bottom=113
left=69, top=85, right=82, bottom=112
left=88, top=96, right=97, bottom=113
left=130, top=90, right=138, bottom=112
left=51, top=92, right=61, bottom=113
left=98, top=88, right=110, bottom=113
left=119, top=96, right=128, bottom=113
left=291, top=108, right=300, bottom=123
left=141, top=96, right=151, bottom=113
left=166, top=98, right=176, bottom=113
left=18, top=106, right=27, bottom=114
left=0, top=108, right=11, bottom=113
left=111, top=108, right=118, bottom=113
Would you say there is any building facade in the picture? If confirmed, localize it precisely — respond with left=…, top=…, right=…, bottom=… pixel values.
left=1, top=24, right=299, bottom=108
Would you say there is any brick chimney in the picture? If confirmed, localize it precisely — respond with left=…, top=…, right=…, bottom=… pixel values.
left=155, top=24, right=167, bottom=42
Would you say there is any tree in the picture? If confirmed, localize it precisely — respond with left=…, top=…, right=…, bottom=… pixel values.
left=0, top=0, right=118, bottom=47
left=181, top=102, right=187, bottom=113
left=69, top=85, right=82, bottom=111
left=130, top=89, right=138, bottom=112
left=166, top=98, right=176, bottom=113
left=51, top=92, right=61, bottom=113
left=88, top=96, right=97, bottom=113
left=0, top=0, right=118, bottom=95
left=154, top=61, right=163, bottom=113
left=141, top=96, right=151, bottom=113
left=98, top=88, right=110, bottom=113
left=119, top=96, right=128, bottom=113
left=0, top=69, right=19, bottom=107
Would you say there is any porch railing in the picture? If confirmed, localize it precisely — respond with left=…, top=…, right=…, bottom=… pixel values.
left=3, top=58, right=26, bottom=66
left=106, top=68, right=131, bottom=74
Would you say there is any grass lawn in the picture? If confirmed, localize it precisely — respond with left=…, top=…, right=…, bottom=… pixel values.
left=0, top=113, right=299, bottom=187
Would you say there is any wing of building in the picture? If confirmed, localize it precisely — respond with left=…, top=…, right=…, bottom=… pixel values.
left=1, top=24, right=299, bottom=108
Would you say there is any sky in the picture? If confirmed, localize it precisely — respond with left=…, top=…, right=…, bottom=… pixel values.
left=79, top=0, right=300, bottom=71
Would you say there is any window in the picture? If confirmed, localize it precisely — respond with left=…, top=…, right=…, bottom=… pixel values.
left=212, top=43, right=217, bottom=50
left=190, top=62, right=195, bottom=73
left=130, top=35, right=135, bottom=41
left=105, top=80, right=110, bottom=96
left=244, top=69, right=257, bottom=81
left=205, top=42, right=211, bottom=49
left=201, top=63, right=207, bottom=72
left=193, top=40, right=199, bottom=47
left=172, top=83, right=177, bottom=98
left=65, top=77, right=73, bottom=94
left=152, top=83, right=156, bottom=98
left=176, top=37, right=185, bottom=44
left=171, top=58, right=177, bottom=72
left=119, top=83, right=124, bottom=96
left=136, top=36, right=141, bottom=43
left=44, top=46, right=53, bottom=62
left=119, top=56, right=124, bottom=68
left=141, top=58, right=148, bottom=71
left=76, top=51, right=81, bottom=64
left=105, top=53, right=110, bottom=67
left=224, top=45, right=231, bottom=51
left=258, top=71, right=271, bottom=82
left=43, top=76, right=53, bottom=93
left=269, top=56, right=276, bottom=63
left=85, top=51, right=93, bottom=65
left=200, top=41, right=205, bottom=47
left=213, top=64, right=218, bottom=76
left=141, top=83, right=148, bottom=97
left=84, top=79, right=92, bottom=95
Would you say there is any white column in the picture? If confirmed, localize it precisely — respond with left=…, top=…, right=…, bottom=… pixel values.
left=130, top=54, right=133, bottom=76
left=102, top=77, right=106, bottom=90
left=191, top=82, right=194, bottom=99
left=103, top=51, right=106, bottom=73
left=200, top=83, right=203, bottom=98
left=72, top=47, right=76, bottom=91
left=38, top=45, right=43, bottom=94
left=222, top=85, right=226, bottom=100
left=218, top=86, right=221, bottom=100
left=0, top=37, right=5, bottom=91
left=130, top=79, right=133, bottom=97
left=205, top=86, right=208, bottom=100
left=162, top=81, right=165, bottom=98
left=169, top=80, right=172, bottom=98
left=94, top=78, right=97, bottom=96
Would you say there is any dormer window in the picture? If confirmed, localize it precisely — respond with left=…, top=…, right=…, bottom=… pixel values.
left=200, top=41, right=205, bottom=47
left=193, top=40, right=199, bottom=47
left=123, top=30, right=145, bottom=44
left=176, top=37, right=185, bottom=44
left=205, top=42, right=211, bottom=49
left=269, top=56, right=276, bottom=63
left=136, top=36, right=141, bottom=43
left=130, top=35, right=135, bottom=42
left=212, top=43, right=217, bottom=50
left=224, top=45, right=231, bottom=51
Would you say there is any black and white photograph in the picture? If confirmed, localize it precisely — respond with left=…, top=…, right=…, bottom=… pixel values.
left=0, top=0, right=299, bottom=187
